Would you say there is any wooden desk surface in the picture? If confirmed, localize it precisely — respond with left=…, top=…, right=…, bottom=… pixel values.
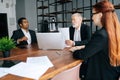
left=0, top=44, right=82, bottom=80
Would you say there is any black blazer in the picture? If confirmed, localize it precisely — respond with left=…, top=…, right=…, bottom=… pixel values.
left=73, top=28, right=119, bottom=80
left=11, top=29, right=37, bottom=46
left=69, top=24, right=91, bottom=46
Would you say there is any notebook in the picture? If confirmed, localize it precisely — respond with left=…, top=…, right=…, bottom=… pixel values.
left=36, top=32, right=65, bottom=50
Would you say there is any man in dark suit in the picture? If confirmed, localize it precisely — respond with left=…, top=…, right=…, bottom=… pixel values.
left=65, top=13, right=91, bottom=47
left=69, top=24, right=91, bottom=46
left=11, top=17, right=37, bottom=46
left=65, top=13, right=91, bottom=80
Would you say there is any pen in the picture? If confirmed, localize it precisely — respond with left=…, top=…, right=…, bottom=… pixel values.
left=56, top=51, right=61, bottom=55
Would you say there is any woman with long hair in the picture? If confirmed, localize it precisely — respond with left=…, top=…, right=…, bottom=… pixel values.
left=72, top=1, right=120, bottom=80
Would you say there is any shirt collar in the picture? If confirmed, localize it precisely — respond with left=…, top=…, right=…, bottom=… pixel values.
left=21, top=28, right=29, bottom=33
left=75, top=26, right=80, bottom=31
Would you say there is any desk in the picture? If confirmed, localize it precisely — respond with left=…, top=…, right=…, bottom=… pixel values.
left=0, top=44, right=82, bottom=80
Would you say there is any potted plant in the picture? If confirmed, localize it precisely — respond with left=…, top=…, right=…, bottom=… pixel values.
left=0, top=37, right=16, bottom=58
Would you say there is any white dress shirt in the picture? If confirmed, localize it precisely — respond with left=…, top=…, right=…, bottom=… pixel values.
left=21, top=28, right=31, bottom=44
left=74, top=27, right=81, bottom=41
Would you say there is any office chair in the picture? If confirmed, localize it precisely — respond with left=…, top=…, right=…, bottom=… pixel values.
left=51, top=63, right=81, bottom=80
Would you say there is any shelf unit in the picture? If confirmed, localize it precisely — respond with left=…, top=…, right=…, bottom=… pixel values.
left=36, top=0, right=120, bottom=33
left=114, top=5, right=120, bottom=9
left=37, top=0, right=49, bottom=32
left=36, top=0, right=83, bottom=32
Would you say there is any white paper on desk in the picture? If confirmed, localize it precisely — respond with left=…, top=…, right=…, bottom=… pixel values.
left=0, top=68, right=9, bottom=78
left=27, top=56, right=53, bottom=67
left=7, top=62, right=49, bottom=80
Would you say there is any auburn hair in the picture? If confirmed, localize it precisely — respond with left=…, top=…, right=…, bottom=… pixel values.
left=93, top=1, right=120, bottom=66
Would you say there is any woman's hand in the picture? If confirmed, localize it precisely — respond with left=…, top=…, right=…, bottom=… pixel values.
left=69, top=45, right=85, bottom=52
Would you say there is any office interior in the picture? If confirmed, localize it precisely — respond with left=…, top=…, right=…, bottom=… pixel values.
left=0, top=0, right=120, bottom=38
left=0, top=0, right=120, bottom=80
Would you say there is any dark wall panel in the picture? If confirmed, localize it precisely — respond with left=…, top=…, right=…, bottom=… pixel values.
left=0, top=13, right=8, bottom=38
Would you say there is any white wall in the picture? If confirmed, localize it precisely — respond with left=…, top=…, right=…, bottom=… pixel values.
left=0, top=0, right=17, bottom=37
left=16, top=0, right=37, bottom=31
left=16, top=0, right=25, bottom=28
left=25, top=0, right=37, bottom=31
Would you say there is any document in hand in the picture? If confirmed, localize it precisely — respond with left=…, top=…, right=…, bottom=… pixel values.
left=58, top=28, right=70, bottom=47
left=58, top=27, right=70, bottom=41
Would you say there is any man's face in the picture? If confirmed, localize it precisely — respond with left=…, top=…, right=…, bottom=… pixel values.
left=71, top=16, right=82, bottom=29
left=20, top=19, right=29, bottom=29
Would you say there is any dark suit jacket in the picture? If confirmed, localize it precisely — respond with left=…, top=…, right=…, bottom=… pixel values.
left=11, top=29, right=37, bottom=46
left=73, top=28, right=119, bottom=80
left=69, top=24, right=91, bottom=46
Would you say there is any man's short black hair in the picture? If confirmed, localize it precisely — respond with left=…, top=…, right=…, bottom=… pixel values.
left=18, top=17, right=26, bottom=26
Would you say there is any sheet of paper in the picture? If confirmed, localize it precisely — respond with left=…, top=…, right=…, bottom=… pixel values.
left=7, top=62, right=49, bottom=80
left=26, top=56, right=53, bottom=67
left=58, top=28, right=70, bottom=47
left=0, top=68, right=9, bottom=78
left=58, top=28, right=70, bottom=40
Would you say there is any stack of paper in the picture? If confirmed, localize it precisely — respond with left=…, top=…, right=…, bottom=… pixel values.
left=3, top=56, right=54, bottom=80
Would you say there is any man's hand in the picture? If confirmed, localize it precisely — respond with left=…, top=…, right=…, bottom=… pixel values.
left=65, top=40, right=74, bottom=47
left=17, top=36, right=28, bottom=43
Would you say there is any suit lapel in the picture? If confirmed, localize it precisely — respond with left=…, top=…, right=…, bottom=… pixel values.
left=19, top=29, right=28, bottom=44
left=19, top=29, right=25, bottom=37
left=70, top=26, right=75, bottom=40
left=80, top=24, right=84, bottom=40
